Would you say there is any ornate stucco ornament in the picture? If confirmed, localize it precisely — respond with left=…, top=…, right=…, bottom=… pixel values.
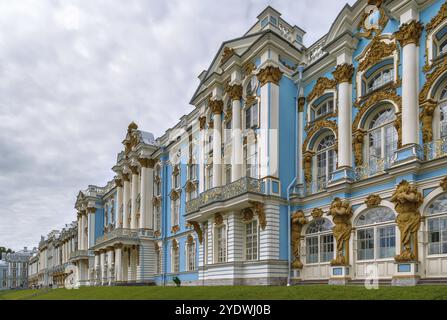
left=257, top=66, right=283, bottom=86
left=214, top=213, right=224, bottom=226
left=395, top=111, right=403, bottom=148
left=420, top=100, right=437, bottom=144
left=209, top=99, right=223, bottom=115
left=353, top=129, right=366, bottom=167
left=303, top=150, right=315, bottom=183
left=139, top=158, right=155, bottom=169
left=358, top=36, right=397, bottom=72
left=198, top=116, right=207, bottom=130
left=224, top=107, right=232, bottom=123
left=425, top=1, right=447, bottom=35
left=171, top=225, right=180, bottom=234
left=390, top=180, right=423, bottom=262
left=440, top=176, right=447, bottom=191
left=124, top=122, right=140, bottom=155
left=303, top=119, right=338, bottom=149
left=356, top=0, right=389, bottom=39
left=332, top=63, right=355, bottom=84
left=291, top=211, right=308, bottom=269
left=245, top=95, right=257, bottom=107
left=394, top=20, right=424, bottom=47
left=354, top=87, right=402, bottom=110
left=172, top=239, right=179, bottom=249
left=172, top=164, right=180, bottom=176
left=220, top=47, right=235, bottom=66
left=307, top=77, right=336, bottom=102
left=114, top=178, right=123, bottom=188
left=188, top=221, right=203, bottom=244
left=241, top=207, right=254, bottom=222
left=365, top=194, right=382, bottom=208
left=419, top=59, right=447, bottom=104
left=298, top=97, right=306, bottom=113
left=185, top=180, right=197, bottom=193
left=170, top=189, right=180, bottom=200
left=327, top=198, right=353, bottom=266
left=227, top=84, right=243, bottom=101
left=243, top=61, right=256, bottom=77
left=311, top=208, right=324, bottom=220
left=243, top=201, right=267, bottom=230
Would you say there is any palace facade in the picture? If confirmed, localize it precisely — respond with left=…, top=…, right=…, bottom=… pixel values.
left=30, top=0, right=447, bottom=287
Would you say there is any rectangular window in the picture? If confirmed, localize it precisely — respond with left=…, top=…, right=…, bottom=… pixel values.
left=245, top=104, right=259, bottom=129
left=320, top=234, right=334, bottom=262
left=171, top=247, right=179, bottom=273
left=245, top=220, right=258, bottom=261
left=173, top=173, right=180, bottom=189
left=225, top=120, right=232, bottom=143
left=306, top=236, right=319, bottom=263
left=187, top=242, right=196, bottom=271
left=206, top=166, right=213, bottom=190
left=172, top=199, right=180, bottom=226
left=357, top=228, right=375, bottom=261
left=216, top=226, right=227, bottom=263
left=378, top=226, right=396, bottom=258
left=245, top=141, right=258, bottom=178
left=154, top=206, right=161, bottom=232
left=428, top=217, right=447, bottom=255
left=225, top=164, right=232, bottom=185
left=188, top=164, right=197, bottom=180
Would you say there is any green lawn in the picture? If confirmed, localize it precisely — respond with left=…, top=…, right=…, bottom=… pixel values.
left=1, top=285, right=447, bottom=300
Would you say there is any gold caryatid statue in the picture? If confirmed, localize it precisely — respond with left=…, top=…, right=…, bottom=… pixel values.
left=328, top=198, right=353, bottom=266
left=390, top=180, right=423, bottom=262
left=291, top=211, right=308, bottom=269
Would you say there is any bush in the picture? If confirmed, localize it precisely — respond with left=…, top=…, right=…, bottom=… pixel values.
left=173, top=276, right=181, bottom=287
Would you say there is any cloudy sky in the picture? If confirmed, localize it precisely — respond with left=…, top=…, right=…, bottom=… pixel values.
left=0, top=0, right=356, bottom=251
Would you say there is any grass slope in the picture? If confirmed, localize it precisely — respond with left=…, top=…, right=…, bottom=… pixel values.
left=1, top=285, right=447, bottom=300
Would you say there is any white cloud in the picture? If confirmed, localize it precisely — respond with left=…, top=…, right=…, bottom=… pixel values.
left=0, top=0, right=355, bottom=250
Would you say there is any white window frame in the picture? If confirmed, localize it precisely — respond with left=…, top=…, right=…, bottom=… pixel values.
left=245, top=219, right=259, bottom=261
left=171, top=198, right=180, bottom=227
left=305, top=219, right=334, bottom=265
left=214, top=225, right=227, bottom=263
left=186, top=239, right=197, bottom=271
left=171, top=244, right=179, bottom=273
left=313, top=133, right=337, bottom=187
left=366, top=67, right=394, bottom=93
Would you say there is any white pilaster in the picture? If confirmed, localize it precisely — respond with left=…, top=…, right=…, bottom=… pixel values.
left=212, top=101, right=223, bottom=187
left=123, top=174, right=130, bottom=229
left=231, top=86, right=243, bottom=182
left=130, top=166, right=139, bottom=230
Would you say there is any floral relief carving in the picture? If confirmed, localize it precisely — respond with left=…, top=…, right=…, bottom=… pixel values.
left=307, top=77, right=336, bottom=102
left=358, top=37, right=397, bottom=72
left=420, top=100, right=437, bottom=144
left=394, top=20, right=424, bottom=47
left=311, top=208, right=324, bottom=220
left=188, top=221, right=203, bottom=244
left=365, top=194, right=382, bottom=208
left=390, top=180, right=423, bottom=262
left=425, top=1, right=447, bottom=35
left=249, top=201, right=266, bottom=230
left=333, top=64, right=355, bottom=84
left=227, top=84, right=243, bottom=101
left=214, top=213, right=224, bottom=226
left=257, top=66, right=283, bottom=86
left=243, top=61, right=256, bottom=77
left=356, top=0, right=389, bottom=39
left=220, top=47, right=235, bottom=66
left=419, top=59, right=447, bottom=104
left=303, top=151, right=315, bottom=183
left=291, top=211, right=308, bottom=269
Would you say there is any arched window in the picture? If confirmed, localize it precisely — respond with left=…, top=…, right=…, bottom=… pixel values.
left=367, top=67, right=394, bottom=93
left=440, top=39, right=447, bottom=56
left=305, top=218, right=334, bottom=264
left=315, top=134, right=337, bottom=187
left=439, top=85, right=447, bottom=139
left=355, top=207, right=396, bottom=261
left=246, top=76, right=259, bottom=97
left=312, top=95, right=334, bottom=120
left=426, top=193, right=447, bottom=255
left=366, top=106, right=397, bottom=172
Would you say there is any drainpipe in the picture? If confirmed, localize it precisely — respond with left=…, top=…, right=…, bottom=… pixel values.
left=161, top=150, right=168, bottom=286
left=287, top=65, right=304, bottom=286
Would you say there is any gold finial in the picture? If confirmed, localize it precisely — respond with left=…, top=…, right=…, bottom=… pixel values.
left=128, top=121, right=138, bottom=131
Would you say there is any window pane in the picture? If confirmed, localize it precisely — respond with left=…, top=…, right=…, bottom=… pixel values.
left=306, top=236, right=319, bottom=263
left=357, top=228, right=375, bottom=260
left=426, top=194, right=447, bottom=215
left=378, top=226, right=395, bottom=258
left=320, top=234, right=334, bottom=262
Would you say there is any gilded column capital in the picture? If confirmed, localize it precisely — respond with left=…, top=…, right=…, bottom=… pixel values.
left=198, top=116, right=207, bottom=130
left=139, top=158, right=155, bottom=169
left=122, top=173, right=130, bottom=182
left=394, top=20, right=424, bottom=47
left=87, top=207, right=96, bottom=214
left=227, top=84, right=243, bottom=101
left=210, top=99, right=223, bottom=115
left=257, top=65, right=283, bottom=86
left=333, top=63, right=355, bottom=84
left=130, top=165, right=139, bottom=175
left=114, top=178, right=123, bottom=188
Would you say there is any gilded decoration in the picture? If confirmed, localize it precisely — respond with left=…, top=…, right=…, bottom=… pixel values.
left=394, top=20, right=424, bottom=47
left=257, top=66, right=283, bottom=86
left=353, top=129, right=366, bottom=166
left=395, top=111, right=402, bottom=148
left=124, top=122, right=140, bottom=155
left=311, top=208, right=324, bottom=220
left=425, top=1, right=447, bottom=35
left=114, top=178, right=123, bottom=188
left=172, top=164, right=180, bottom=176
left=390, top=180, right=423, bottom=262
left=241, top=207, right=254, bottom=222
left=356, top=0, right=389, bottom=39
left=171, top=225, right=180, bottom=234
left=154, top=230, right=161, bottom=237
left=298, top=97, right=306, bottom=112
left=187, top=234, right=194, bottom=245
left=303, top=150, right=315, bottom=183
left=327, top=198, right=353, bottom=266
left=172, top=239, right=179, bottom=249
left=220, top=47, right=235, bottom=66
left=333, top=64, right=355, bottom=84
left=130, top=165, right=139, bottom=175
left=303, top=120, right=338, bottom=151
left=307, top=77, right=336, bottom=102
left=248, top=201, right=267, bottom=230
left=440, top=176, right=447, bottom=191
left=244, top=61, right=256, bottom=77
left=420, top=100, right=437, bottom=144
left=224, top=108, right=232, bottom=123
left=210, top=99, right=223, bottom=115
left=214, top=213, right=224, bottom=226
left=365, top=194, right=382, bottom=207
left=227, top=84, right=243, bottom=101
left=188, top=221, right=203, bottom=244
left=358, top=36, right=396, bottom=72
left=170, top=189, right=180, bottom=200
left=291, top=211, right=308, bottom=269
left=199, top=116, right=207, bottom=130
left=185, top=180, right=197, bottom=193
left=419, top=59, right=447, bottom=104
left=245, top=95, right=257, bottom=107
left=139, top=158, right=155, bottom=169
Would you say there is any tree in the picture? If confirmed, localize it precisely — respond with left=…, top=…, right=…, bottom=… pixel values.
left=0, top=247, right=14, bottom=258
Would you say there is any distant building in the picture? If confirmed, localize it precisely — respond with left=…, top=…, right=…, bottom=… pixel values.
left=2, top=248, right=34, bottom=289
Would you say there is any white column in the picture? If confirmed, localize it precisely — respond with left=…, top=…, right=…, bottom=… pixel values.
left=396, top=20, right=422, bottom=146
left=87, top=207, right=96, bottom=249
left=94, top=253, right=100, bottom=285
left=199, top=118, right=206, bottom=193
left=333, top=63, right=354, bottom=168
left=123, top=174, right=130, bottom=229
left=230, top=85, right=243, bottom=182
left=100, top=250, right=106, bottom=285
left=115, top=178, right=123, bottom=228
left=115, top=245, right=122, bottom=282
left=211, top=100, right=223, bottom=187
left=81, top=212, right=87, bottom=250
left=139, top=159, right=154, bottom=229
left=77, top=213, right=82, bottom=250
left=130, top=166, right=139, bottom=230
